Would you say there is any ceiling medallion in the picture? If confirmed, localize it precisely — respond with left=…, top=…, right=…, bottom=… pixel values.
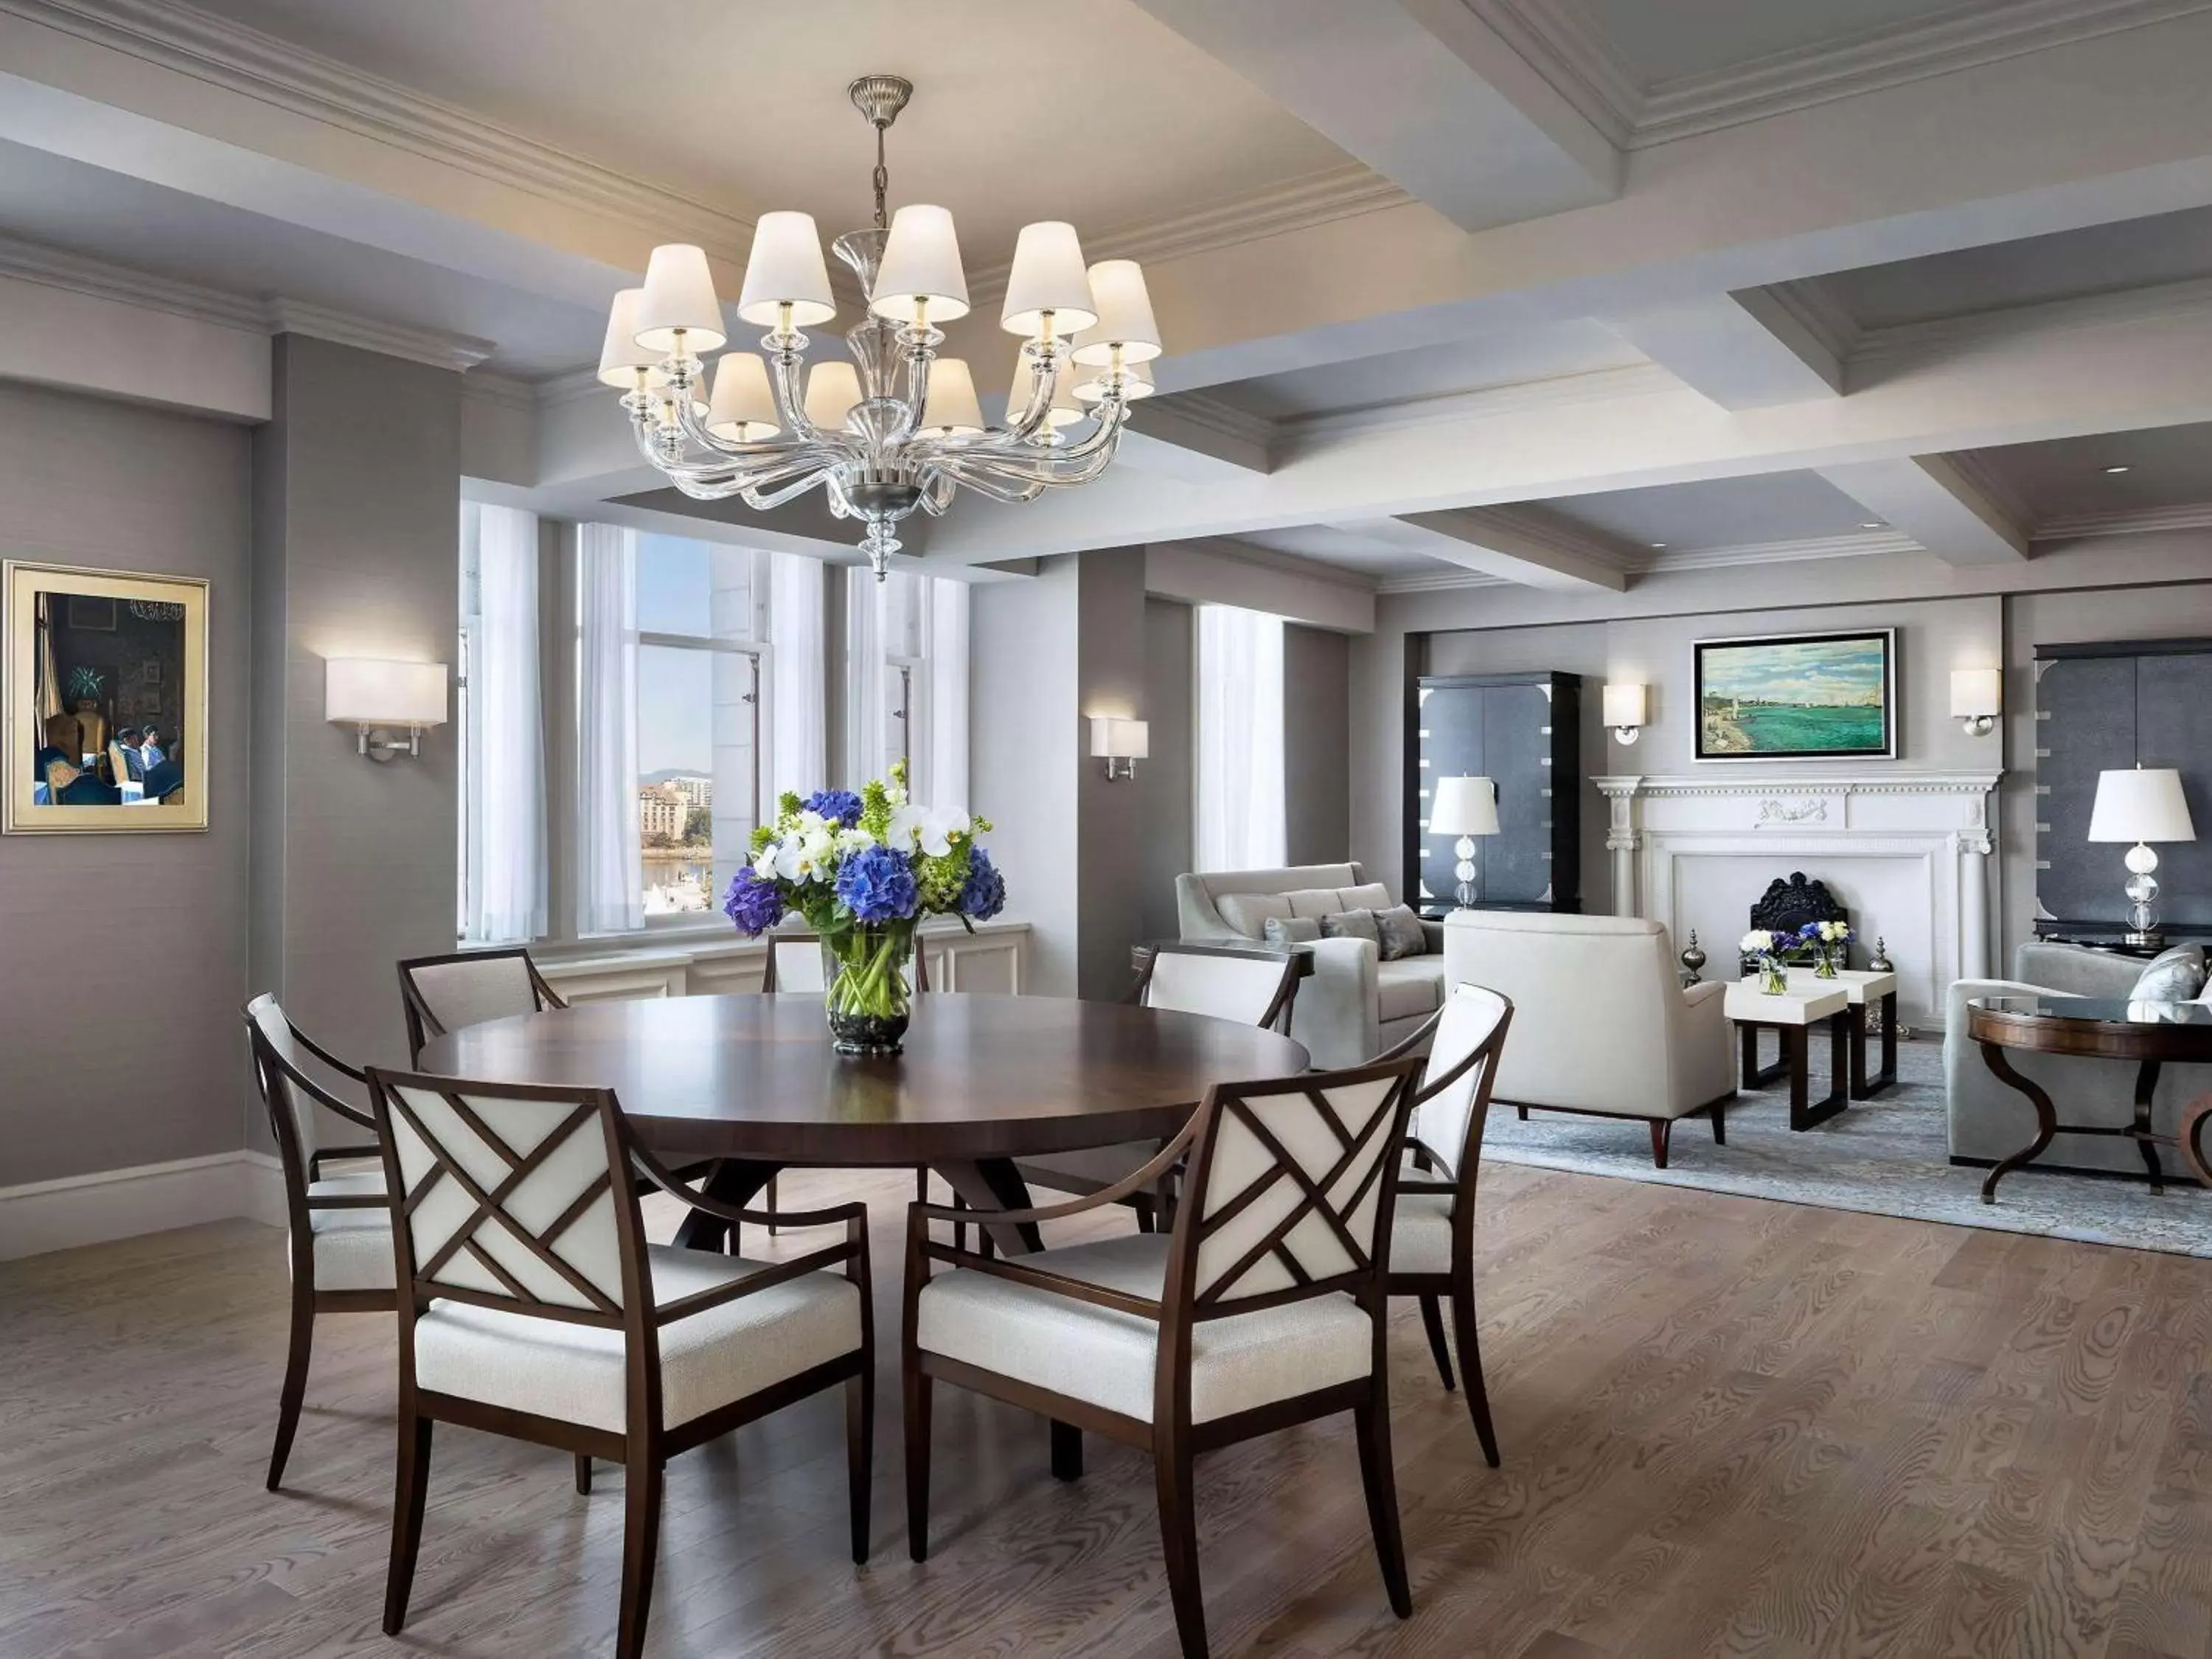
left=601, top=74, right=1162, bottom=580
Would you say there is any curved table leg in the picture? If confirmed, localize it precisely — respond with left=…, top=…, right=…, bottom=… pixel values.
left=1978, top=1042, right=2057, bottom=1206
left=2132, top=1060, right=2166, bottom=1194
left=2182, top=1091, right=2212, bottom=1190
left=935, top=1158, right=1046, bottom=1256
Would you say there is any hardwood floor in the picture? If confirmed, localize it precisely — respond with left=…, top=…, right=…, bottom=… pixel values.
left=4, top=1163, right=2211, bottom=1658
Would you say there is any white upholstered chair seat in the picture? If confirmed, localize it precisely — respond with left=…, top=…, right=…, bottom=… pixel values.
left=412, top=1244, right=860, bottom=1434
left=301, top=1169, right=394, bottom=1293
left=1374, top=958, right=1446, bottom=1023
left=1388, top=1190, right=1455, bottom=1278
left=915, top=1232, right=1371, bottom=1424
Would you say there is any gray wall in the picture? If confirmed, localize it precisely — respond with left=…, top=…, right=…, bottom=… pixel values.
left=1138, top=597, right=1194, bottom=942
left=1075, top=550, right=1151, bottom=1000
left=0, top=383, right=252, bottom=1186
left=1284, top=622, right=1352, bottom=868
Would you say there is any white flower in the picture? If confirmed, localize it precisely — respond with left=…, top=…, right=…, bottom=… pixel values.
left=835, top=827, right=877, bottom=855
left=751, top=844, right=779, bottom=880
left=1740, top=930, right=1775, bottom=955
left=888, top=803, right=970, bottom=858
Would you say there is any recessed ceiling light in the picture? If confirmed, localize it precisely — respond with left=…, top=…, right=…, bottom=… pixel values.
left=2103, top=464, right=2132, bottom=474
left=1859, top=521, right=1883, bottom=529
left=1649, top=541, right=1668, bottom=549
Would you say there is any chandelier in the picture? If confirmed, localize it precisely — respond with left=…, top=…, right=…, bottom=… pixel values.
left=599, top=74, right=1162, bottom=580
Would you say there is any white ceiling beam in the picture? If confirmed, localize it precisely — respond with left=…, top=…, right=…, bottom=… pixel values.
left=1815, top=453, right=2030, bottom=564
left=1128, top=0, right=1619, bottom=231
left=1598, top=288, right=1845, bottom=409
left=1334, top=510, right=1628, bottom=593
left=1117, top=396, right=1272, bottom=483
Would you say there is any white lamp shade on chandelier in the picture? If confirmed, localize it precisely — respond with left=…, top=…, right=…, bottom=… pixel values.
left=1430, top=775, right=1500, bottom=837
left=599, top=288, right=660, bottom=386
left=804, top=361, right=863, bottom=432
left=2088, top=768, right=2197, bottom=843
left=1001, top=221, right=1098, bottom=337
left=1073, top=260, right=1162, bottom=365
left=871, top=204, right=970, bottom=324
left=708, top=352, right=781, bottom=441
left=325, top=658, right=448, bottom=728
left=921, top=358, right=985, bottom=435
left=636, top=244, right=727, bottom=354
left=1074, top=357, right=1153, bottom=406
left=736, top=212, right=837, bottom=327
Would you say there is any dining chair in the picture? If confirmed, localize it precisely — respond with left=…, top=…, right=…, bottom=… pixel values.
left=366, top=1068, right=874, bottom=1659
left=395, top=947, right=568, bottom=1065
left=1377, top=983, right=1514, bottom=1467
left=1015, top=942, right=1304, bottom=1233
left=243, top=993, right=394, bottom=1490
left=903, top=1052, right=1425, bottom=1659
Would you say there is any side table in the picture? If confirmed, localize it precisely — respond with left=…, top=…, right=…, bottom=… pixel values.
left=1783, top=968, right=1898, bottom=1098
left=1725, top=979, right=1851, bottom=1130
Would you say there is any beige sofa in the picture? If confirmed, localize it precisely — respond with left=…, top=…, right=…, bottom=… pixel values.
left=1441, top=910, right=1736, bottom=1166
left=1175, top=862, right=1443, bottom=1069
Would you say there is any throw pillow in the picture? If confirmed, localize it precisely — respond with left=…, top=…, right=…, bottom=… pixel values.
left=1283, top=886, right=1345, bottom=920
left=1338, top=881, right=1394, bottom=912
left=1373, top=903, right=1427, bottom=961
left=1318, top=908, right=1382, bottom=945
left=1216, top=892, right=1292, bottom=940
left=1262, top=916, right=1322, bottom=945
left=2132, top=943, right=2207, bottom=1001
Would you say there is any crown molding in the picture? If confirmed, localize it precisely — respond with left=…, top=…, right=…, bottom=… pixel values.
left=1756, top=278, right=1862, bottom=366
left=1453, top=502, right=1642, bottom=573
left=532, top=365, right=612, bottom=409
left=1148, top=389, right=1276, bottom=452
left=2031, top=500, right=2212, bottom=539
left=1942, top=448, right=2036, bottom=529
left=1853, top=272, right=2212, bottom=366
left=1281, top=362, right=1677, bottom=448
left=1178, top=533, right=1383, bottom=594
left=265, top=299, right=492, bottom=371
left=0, top=0, right=755, bottom=259
left=1644, top=528, right=1923, bottom=571
left=1465, top=0, right=1641, bottom=149
left=459, top=369, right=536, bottom=413
left=1374, top=568, right=1509, bottom=594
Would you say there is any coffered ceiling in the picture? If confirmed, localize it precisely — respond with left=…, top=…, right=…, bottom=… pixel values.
left=1581, top=0, right=1974, bottom=83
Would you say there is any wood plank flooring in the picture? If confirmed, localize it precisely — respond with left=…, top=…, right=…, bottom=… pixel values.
left=4, top=1162, right=2211, bottom=1658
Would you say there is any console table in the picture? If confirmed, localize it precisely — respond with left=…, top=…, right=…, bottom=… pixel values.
left=1725, top=980, right=1851, bottom=1130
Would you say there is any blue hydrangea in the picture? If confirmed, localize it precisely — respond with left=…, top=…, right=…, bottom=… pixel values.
left=835, top=844, right=918, bottom=923
left=801, top=789, right=864, bottom=828
left=959, top=849, right=1006, bottom=920
left=723, top=868, right=786, bottom=936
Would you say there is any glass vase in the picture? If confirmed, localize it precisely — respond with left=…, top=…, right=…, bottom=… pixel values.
left=1815, top=945, right=1839, bottom=979
left=821, top=921, right=918, bottom=1055
left=1760, top=959, right=1789, bottom=996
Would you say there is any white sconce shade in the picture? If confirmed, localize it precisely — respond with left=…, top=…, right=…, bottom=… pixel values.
left=327, top=658, right=446, bottom=759
left=1602, top=683, right=1648, bottom=742
left=1089, top=715, right=1148, bottom=779
left=1073, top=358, right=1154, bottom=405
left=707, top=352, right=780, bottom=441
left=803, top=361, right=863, bottom=433
left=597, top=288, right=659, bottom=386
left=1951, top=667, right=2001, bottom=734
left=1428, top=775, right=1499, bottom=837
left=634, top=244, right=726, bottom=354
left=1072, top=260, right=1161, bottom=365
left=1001, top=221, right=1098, bottom=337
left=870, top=204, right=970, bottom=325
left=2089, top=768, right=2197, bottom=843
left=736, top=212, right=836, bottom=328
left=921, top=358, right=985, bottom=435
left=1010, top=355, right=1085, bottom=428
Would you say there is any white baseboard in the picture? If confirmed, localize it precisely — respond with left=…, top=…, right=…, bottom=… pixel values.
left=0, top=1150, right=288, bottom=1262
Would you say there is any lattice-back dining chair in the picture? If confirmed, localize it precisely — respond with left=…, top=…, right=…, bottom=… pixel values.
left=366, top=1068, right=874, bottom=1659
left=396, top=947, right=567, bottom=1065
left=1379, top=983, right=1513, bottom=1467
left=243, top=993, right=392, bottom=1490
left=904, top=1052, right=1425, bottom=1659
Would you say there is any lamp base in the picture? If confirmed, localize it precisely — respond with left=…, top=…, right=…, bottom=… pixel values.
left=2124, top=928, right=2166, bottom=950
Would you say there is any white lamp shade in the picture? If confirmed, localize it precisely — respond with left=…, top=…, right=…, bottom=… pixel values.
left=1073, top=358, right=1154, bottom=405
left=1009, top=355, right=1085, bottom=427
left=325, top=658, right=448, bottom=728
left=1430, top=775, right=1499, bottom=837
left=1602, top=683, right=1648, bottom=728
left=921, top=358, right=985, bottom=435
left=1071, top=260, right=1161, bottom=365
left=634, top=244, right=726, bottom=353
left=707, top=352, right=780, bottom=441
left=598, top=288, right=661, bottom=386
left=1001, top=221, right=1098, bottom=337
left=1950, top=667, right=2002, bottom=719
left=1089, top=716, right=1149, bottom=760
left=803, top=361, right=863, bottom=433
left=2088, top=767, right=2197, bottom=843
left=736, top=212, right=836, bottom=329
left=870, top=204, right=970, bottom=325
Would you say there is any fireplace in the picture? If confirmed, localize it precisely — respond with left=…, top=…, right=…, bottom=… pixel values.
left=1739, top=872, right=1849, bottom=973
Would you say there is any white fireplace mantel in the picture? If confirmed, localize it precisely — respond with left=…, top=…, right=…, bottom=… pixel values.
left=1593, top=772, right=2002, bottom=1026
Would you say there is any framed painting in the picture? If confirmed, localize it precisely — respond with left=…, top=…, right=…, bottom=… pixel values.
left=4, top=560, right=209, bottom=832
left=1694, top=629, right=1896, bottom=762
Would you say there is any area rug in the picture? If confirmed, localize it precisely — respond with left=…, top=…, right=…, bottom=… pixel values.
left=1479, top=1037, right=2212, bottom=1259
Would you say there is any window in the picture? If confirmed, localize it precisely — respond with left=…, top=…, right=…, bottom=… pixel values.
left=844, top=566, right=970, bottom=810
left=457, top=501, right=546, bottom=944
left=1195, top=603, right=1285, bottom=872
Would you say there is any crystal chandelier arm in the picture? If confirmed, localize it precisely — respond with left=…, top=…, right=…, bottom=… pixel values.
left=629, top=411, right=843, bottom=487
left=929, top=458, right=1048, bottom=503
left=926, top=392, right=1128, bottom=477
left=765, top=347, right=835, bottom=445
left=743, top=469, right=843, bottom=510
left=993, top=343, right=1064, bottom=445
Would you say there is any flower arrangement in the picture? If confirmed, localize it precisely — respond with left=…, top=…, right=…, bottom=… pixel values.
left=1797, top=918, right=1851, bottom=978
left=1741, top=929, right=1791, bottom=995
left=722, top=761, right=1001, bottom=1053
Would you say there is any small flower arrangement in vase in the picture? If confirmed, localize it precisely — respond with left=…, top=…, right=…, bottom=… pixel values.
left=1797, top=918, right=1851, bottom=978
left=1741, top=929, right=1790, bottom=995
left=722, top=762, right=1004, bottom=1055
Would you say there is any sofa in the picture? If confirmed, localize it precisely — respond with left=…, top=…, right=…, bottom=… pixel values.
left=1441, top=910, right=1736, bottom=1166
left=1175, top=863, right=1442, bottom=1069
left=1944, top=941, right=2212, bottom=1175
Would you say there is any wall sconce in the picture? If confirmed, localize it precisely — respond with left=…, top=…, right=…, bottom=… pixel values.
left=1089, top=715, right=1148, bottom=781
left=1603, top=683, right=1649, bottom=745
left=1950, top=667, right=2001, bottom=736
left=326, top=658, right=448, bottom=761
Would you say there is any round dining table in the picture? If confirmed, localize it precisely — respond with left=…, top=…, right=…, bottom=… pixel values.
left=416, top=991, right=1310, bottom=1253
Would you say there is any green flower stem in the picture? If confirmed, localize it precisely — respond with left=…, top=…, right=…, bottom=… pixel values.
left=825, top=922, right=915, bottom=1020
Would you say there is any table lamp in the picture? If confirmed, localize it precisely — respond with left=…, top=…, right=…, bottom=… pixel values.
left=2088, top=765, right=2197, bottom=946
left=1430, top=776, right=1499, bottom=910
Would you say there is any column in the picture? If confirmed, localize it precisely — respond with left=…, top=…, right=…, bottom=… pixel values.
left=1959, top=830, right=1992, bottom=980
left=1596, top=777, right=1643, bottom=917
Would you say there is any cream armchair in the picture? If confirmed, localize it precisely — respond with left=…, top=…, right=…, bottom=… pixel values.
left=1441, top=911, right=1735, bottom=1166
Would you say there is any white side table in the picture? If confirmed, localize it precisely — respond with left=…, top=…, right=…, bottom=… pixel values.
left=1725, top=979, right=1851, bottom=1129
left=1783, top=968, right=1899, bottom=1099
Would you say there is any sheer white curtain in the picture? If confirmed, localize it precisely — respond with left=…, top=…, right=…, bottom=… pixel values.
left=925, top=576, right=969, bottom=814
left=460, top=504, right=546, bottom=943
left=843, top=565, right=887, bottom=790
left=576, top=523, right=642, bottom=933
left=767, top=552, right=825, bottom=801
left=1196, top=603, right=1287, bottom=872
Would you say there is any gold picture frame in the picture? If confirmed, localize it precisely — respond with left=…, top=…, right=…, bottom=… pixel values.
left=5, top=560, right=210, bottom=833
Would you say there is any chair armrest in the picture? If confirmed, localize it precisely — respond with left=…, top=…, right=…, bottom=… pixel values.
left=1683, top=979, right=1728, bottom=1009
left=308, top=1144, right=382, bottom=1181
left=912, top=1242, right=1164, bottom=1321
left=1374, top=1008, right=1441, bottom=1068
left=908, top=1121, right=1198, bottom=1231
left=655, top=1236, right=864, bottom=1325
left=630, top=1147, right=867, bottom=1232
left=291, top=1026, right=368, bottom=1082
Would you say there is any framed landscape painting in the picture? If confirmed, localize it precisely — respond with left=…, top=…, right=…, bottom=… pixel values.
left=1694, top=629, right=1896, bottom=762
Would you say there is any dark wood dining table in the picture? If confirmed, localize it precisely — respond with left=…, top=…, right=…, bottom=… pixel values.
left=415, top=991, right=1310, bottom=1253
